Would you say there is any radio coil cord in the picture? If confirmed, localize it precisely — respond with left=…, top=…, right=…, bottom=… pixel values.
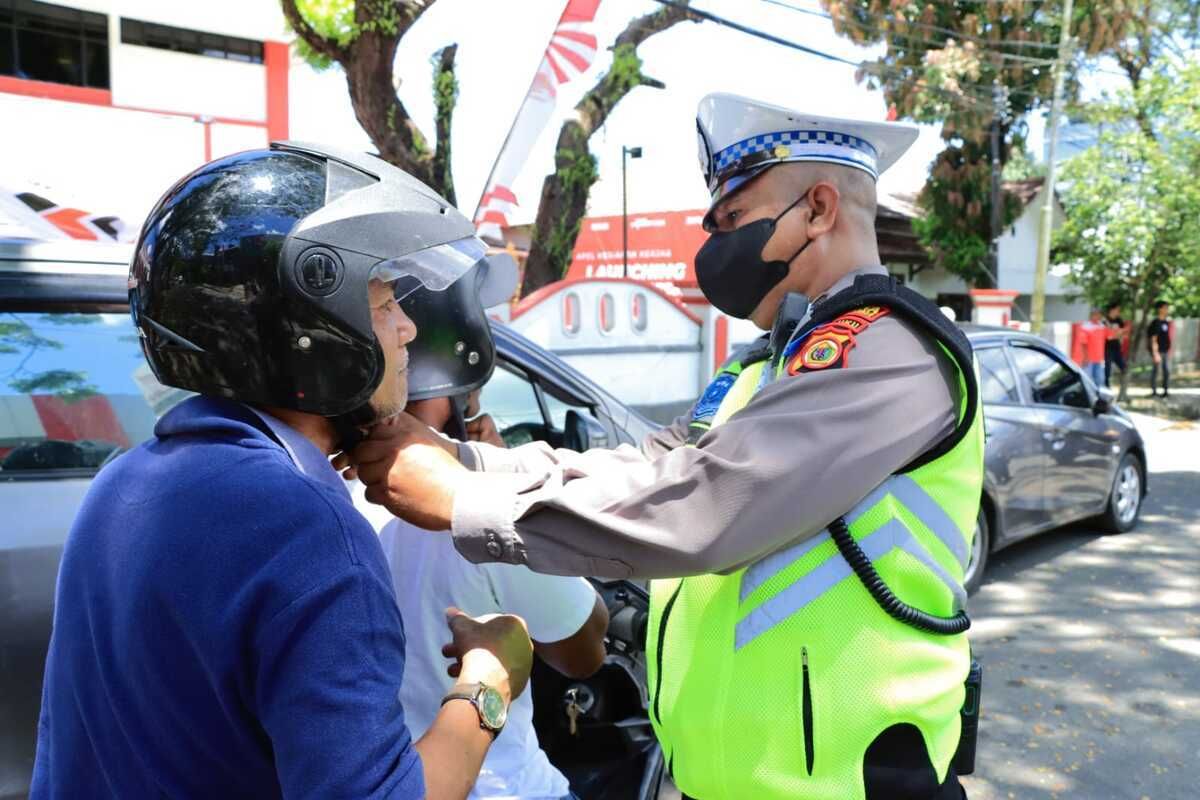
left=828, top=516, right=971, bottom=636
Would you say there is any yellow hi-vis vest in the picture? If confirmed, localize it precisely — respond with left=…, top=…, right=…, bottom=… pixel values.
left=647, top=278, right=985, bottom=800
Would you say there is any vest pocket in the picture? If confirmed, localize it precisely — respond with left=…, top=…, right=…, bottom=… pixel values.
left=652, top=582, right=683, bottom=727
left=802, top=646, right=814, bottom=776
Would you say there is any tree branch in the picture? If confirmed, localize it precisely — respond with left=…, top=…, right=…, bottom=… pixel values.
left=431, top=43, right=459, bottom=207
left=614, top=1, right=697, bottom=49
left=280, top=0, right=349, bottom=65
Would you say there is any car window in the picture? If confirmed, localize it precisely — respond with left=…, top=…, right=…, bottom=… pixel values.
left=476, top=359, right=605, bottom=448
left=1009, top=345, right=1090, bottom=409
left=976, top=346, right=1020, bottom=404
left=477, top=363, right=545, bottom=433
left=0, top=310, right=188, bottom=476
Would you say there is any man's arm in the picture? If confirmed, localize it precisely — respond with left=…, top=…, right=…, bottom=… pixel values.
left=484, top=563, right=610, bottom=679
left=534, top=594, right=609, bottom=678
left=354, top=316, right=959, bottom=579
left=254, top=519, right=531, bottom=800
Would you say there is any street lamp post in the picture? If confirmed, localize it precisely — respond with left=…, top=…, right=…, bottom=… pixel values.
left=622, top=145, right=642, bottom=277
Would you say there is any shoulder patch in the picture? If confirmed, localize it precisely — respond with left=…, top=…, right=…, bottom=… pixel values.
left=785, top=305, right=891, bottom=375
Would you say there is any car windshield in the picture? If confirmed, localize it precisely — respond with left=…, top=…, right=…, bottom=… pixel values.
left=0, top=311, right=189, bottom=475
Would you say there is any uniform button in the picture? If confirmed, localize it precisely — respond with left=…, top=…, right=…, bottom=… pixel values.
left=486, top=539, right=503, bottom=558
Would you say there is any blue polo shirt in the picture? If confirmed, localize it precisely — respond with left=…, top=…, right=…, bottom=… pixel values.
left=31, top=396, right=424, bottom=799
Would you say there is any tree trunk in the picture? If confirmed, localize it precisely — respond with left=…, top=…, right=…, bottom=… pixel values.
left=281, top=0, right=455, bottom=199
left=522, top=125, right=596, bottom=296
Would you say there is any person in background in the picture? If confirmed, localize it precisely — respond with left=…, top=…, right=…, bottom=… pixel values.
left=353, top=260, right=607, bottom=800
left=1148, top=300, right=1172, bottom=398
left=1081, top=309, right=1108, bottom=387
left=1104, top=302, right=1130, bottom=387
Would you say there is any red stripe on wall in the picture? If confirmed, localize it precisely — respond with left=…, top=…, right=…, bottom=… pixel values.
left=0, top=76, right=112, bottom=106
left=714, top=315, right=729, bottom=373
left=264, top=41, right=290, bottom=141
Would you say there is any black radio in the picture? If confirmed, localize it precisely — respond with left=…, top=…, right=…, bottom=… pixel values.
left=953, top=658, right=983, bottom=775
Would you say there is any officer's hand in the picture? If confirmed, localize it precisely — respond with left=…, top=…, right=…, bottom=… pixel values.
left=466, top=414, right=505, bottom=449
left=443, top=607, right=533, bottom=704
left=346, top=413, right=466, bottom=530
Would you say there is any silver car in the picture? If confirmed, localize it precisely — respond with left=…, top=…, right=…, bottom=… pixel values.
left=964, top=325, right=1147, bottom=593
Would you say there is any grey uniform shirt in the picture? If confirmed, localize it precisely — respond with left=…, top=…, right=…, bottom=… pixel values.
left=450, top=266, right=959, bottom=579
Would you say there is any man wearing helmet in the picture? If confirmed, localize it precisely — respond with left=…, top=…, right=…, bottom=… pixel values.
left=32, top=144, right=533, bottom=800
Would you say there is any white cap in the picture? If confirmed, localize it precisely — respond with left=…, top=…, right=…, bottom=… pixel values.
left=697, top=93, right=919, bottom=224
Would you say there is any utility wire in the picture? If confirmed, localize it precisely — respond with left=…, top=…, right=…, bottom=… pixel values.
left=649, top=0, right=993, bottom=112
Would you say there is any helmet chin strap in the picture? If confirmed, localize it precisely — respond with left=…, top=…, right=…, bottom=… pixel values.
left=331, top=403, right=378, bottom=455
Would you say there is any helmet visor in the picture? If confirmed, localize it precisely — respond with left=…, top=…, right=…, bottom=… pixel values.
left=370, top=236, right=488, bottom=301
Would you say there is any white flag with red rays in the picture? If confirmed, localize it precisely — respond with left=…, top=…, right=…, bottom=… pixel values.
left=473, top=0, right=602, bottom=243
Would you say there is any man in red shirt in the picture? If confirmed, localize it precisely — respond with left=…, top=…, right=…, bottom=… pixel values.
left=1080, top=309, right=1108, bottom=386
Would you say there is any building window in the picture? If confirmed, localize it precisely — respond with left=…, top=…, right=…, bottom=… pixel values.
left=598, top=293, right=616, bottom=334
left=120, top=18, right=263, bottom=64
left=0, top=0, right=110, bottom=89
left=562, top=292, right=580, bottom=336
left=631, top=292, right=648, bottom=332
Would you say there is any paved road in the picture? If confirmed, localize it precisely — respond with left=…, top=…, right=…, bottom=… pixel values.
left=962, top=414, right=1200, bottom=800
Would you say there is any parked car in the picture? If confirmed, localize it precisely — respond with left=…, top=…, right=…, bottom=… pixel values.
left=962, top=324, right=1147, bottom=593
left=0, top=239, right=1146, bottom=797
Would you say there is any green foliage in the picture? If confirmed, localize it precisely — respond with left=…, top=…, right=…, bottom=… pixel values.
left=291, top=0, right=358, bottom=69
left=914, top=142, right=1022, bottom=287
left=1002, top=146, right=1046, bottom=182
left=827, top=0, right=1132, bottom=287
left=1055, top=64, right=1200, bottom=320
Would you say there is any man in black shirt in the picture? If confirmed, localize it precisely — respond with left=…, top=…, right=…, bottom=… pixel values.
left=1147, top=300, right=1172, bottom=397
left=1104, top=302, right=1129, bottom=387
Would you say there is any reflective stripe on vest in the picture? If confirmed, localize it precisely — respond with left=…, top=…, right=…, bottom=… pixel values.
left=735, top=516, right=968, bottom=650
left=736, top=473, right=970, bottom=628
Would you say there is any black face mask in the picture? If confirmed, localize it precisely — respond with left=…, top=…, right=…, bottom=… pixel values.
left=695, top=192, right=813, bottom=318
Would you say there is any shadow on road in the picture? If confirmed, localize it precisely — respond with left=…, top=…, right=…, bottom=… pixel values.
left=980, top=470, right=1200, bottom=591
left=963, top=468, right=1200, bottom=799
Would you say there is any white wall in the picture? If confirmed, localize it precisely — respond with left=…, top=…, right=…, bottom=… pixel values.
left=508, top=280, right=704, bottom=413
left=0, top=92, right=207, bottom=229
left=111, top=45, right=267, bottom=122
left=996, top=184, right=1069, bottom=296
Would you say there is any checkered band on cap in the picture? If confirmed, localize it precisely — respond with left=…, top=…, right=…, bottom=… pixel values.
left=710, top=129, right=880, bottom=192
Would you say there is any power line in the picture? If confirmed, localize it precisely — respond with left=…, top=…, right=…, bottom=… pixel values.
left=652, top=0, right=860, bottom=66
left=649, top=0, right=994, bottom=112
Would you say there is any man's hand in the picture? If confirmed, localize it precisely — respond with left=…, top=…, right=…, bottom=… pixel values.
left=1153, top=351, right=1162, bottom=364
left=443, top=607, right=533, bottom=704
left=465, top=414, right=505, bottom=448
left=339, top=413, right=466, bottom=530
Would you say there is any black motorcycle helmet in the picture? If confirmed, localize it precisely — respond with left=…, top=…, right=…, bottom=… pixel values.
left=128, top=141, right=498, bottom=423
left=401, top=249, right=517, bottom=402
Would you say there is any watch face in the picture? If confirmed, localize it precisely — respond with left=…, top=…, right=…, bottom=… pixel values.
left=479, top=685, right=507, bottom=730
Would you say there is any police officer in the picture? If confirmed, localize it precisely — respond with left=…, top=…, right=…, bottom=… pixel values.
left=346, top=95, right=985, bottom=800
left=33, top=144, right=534, bottom=800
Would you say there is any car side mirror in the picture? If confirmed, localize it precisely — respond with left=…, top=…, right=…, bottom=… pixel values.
left=564, top=409, right=609, bottom=452
left=1093, top=387, right=1115, bottom=415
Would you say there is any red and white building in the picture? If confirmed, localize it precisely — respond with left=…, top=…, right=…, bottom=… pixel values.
left=0, top=0, right=293, bottom=237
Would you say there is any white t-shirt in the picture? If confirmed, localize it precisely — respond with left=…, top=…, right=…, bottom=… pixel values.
left=355, top=490, right=596, bottom=800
